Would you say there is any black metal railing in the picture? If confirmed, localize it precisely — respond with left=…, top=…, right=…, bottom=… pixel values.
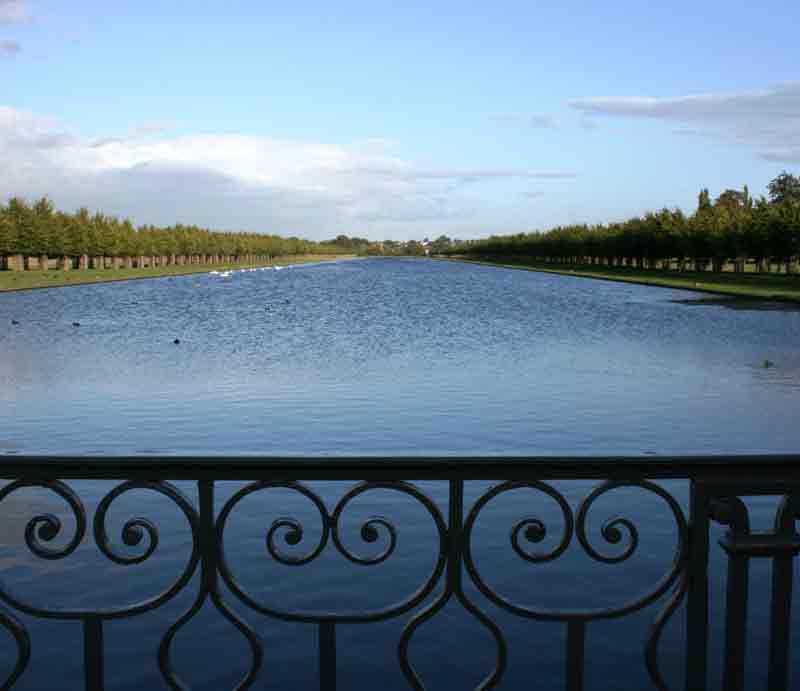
left=0, top=456, right=798, bottom=690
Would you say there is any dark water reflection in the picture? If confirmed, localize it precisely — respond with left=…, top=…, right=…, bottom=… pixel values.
left=0, top=259, right=799, bottom=688
left=2, top=257, right=799, bottom=455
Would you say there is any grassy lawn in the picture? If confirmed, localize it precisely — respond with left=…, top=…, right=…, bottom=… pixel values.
left=0, top=255, right=355, bottom=292
left=443, top=257, right=800, bottom=302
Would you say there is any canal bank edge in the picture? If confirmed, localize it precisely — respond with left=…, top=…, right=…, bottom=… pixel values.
left=0, top=255, right=359, bottom=293
left=436, top=256, right=800, bottom=304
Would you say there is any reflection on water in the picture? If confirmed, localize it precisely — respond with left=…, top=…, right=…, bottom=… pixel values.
left=669, top=296, right=800, bottom=311
left=1, top=258, right=799, bottom=455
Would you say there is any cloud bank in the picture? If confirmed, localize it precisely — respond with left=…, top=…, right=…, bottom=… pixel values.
left=0, top=38, right=19, bottom=54
left=569, top=82, right=800, bottom=162
left=493, top=113, right=559, bottom=129
left=0, top=0, right=28, bottom=24
left=0, top=106, right=576, bottom=239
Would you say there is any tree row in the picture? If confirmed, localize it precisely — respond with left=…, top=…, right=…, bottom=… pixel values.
left=0, top=197, right=350, bottom=262
left=446, top=172, right=800, bottom=273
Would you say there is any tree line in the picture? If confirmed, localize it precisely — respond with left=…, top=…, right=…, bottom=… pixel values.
left=0, top=197, right=352, bottom=264
left=444, top=172, right=800, bottom=273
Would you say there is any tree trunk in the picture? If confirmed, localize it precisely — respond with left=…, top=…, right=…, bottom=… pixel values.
left=6, top=254, right=24, bottom=271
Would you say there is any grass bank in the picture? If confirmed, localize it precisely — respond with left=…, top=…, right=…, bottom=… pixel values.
left=441, top=257, right=800, bottom=303
left=0, top=255, right=355, bottom=293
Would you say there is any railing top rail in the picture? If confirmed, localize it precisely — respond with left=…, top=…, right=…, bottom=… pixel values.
left=1, top=454, right=799, bottom=480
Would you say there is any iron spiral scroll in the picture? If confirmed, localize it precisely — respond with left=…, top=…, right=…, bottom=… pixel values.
left=216, top=480, right=449, bottom=623
left=0, top=479, right=201, bottom=689
left=463, top=480, right=689, bottom=618
left=461, top=479, right=690, bottom=690
left=0, top=458, right=797, bottom=691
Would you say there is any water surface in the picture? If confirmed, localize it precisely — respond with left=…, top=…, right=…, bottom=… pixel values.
left=0, top=258, right=798, bottom=690
left=2, top=257, right=799, bottom=455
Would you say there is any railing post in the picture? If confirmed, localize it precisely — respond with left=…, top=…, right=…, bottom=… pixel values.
left=685, top=481, right=709, bottom=691
left=712, top=496, right=751, bottom=691
left=768, top=495, right=799, bottom=691
left=768, top=551, right=792, bottom=691
left=709, top=492, right=799, bottom=691
left=319, top=621, right=337, bottom=691
left=198, top=480, right=215, bottom=594
left=83, top=617, right=104, bottom=691
left=721, top=549, right=748, bottom=691
left=565, top=620, right=586, bottom=691
left=448, top=479, right=464, bottom=591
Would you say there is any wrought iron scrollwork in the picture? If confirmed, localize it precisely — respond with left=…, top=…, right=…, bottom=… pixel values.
left=91, top=480, right=202, bottom=618
left=0, top=463, right=797, bottom=691
left=398, top=480, right=507, bottom=691
left=774, top=493, right=800, bottom=536
left=0, top=603, right=30, bottom=690
left=0, top=480, right=200, bottom=622
left=460, top=479, right=690, bottom=690
left=216, top=480, right=448, bottom=623
left=331, top=482, right=401, bottom=566
left=645, top=572, right=688, bottom=691
left=463, top=480, right=688, bottom=621
left=157, top=480, right=261, bottom=691
left=0, top=480, right=86, bottom=561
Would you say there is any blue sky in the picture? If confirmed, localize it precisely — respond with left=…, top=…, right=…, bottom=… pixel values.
left=1, top=0, right=799, bottom=240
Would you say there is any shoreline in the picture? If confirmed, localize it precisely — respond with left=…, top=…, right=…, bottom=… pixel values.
left=437, top=257, right=800, bottom=303
left=0, top=255, right=357, bottom=293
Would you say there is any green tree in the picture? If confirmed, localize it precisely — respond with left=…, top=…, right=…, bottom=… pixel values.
left=714, top=189, right=746, bottom=210
left=0, top=202, right=17, bottom=256
left=767, top=171, right=800, bottom=206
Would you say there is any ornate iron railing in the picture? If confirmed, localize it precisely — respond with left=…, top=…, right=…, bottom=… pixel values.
left=0, top=456, right=798, bottom=690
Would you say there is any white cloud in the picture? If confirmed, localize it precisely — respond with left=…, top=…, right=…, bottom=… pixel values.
left=569, top=82, right=800, bottom=162
left=0, top=106, right=577, bottom=239
left=89, top=121, right=178, bottom=148
left=0, top=0, right=29, bottom=24
left=529, top=115, right=559, bottom=129
left=0, top=38, right=19, bottom=54
left=493, top=113, right=559, bottom=129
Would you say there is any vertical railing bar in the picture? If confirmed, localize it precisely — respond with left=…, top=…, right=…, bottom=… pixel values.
left=685, top=481, right=709, bottom=691
left=200, top=478, right=263, bottom=689
left=198, top=480, right=215, bottom=588
left=83, top=617, right=104, bottom=691
left=721, top=552, right=748, bottom=691
left=319, top=621, right=337, bottom=691
left=449, top=479, right=464, bottom=589
left=565, top=620, right=585, bottom=691
left=767, top=552, right=793, bottom=691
